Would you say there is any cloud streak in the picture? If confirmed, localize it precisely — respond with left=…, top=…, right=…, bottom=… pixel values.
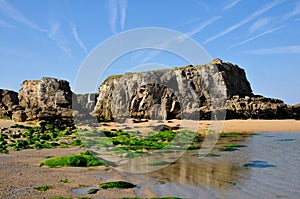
left=185, top=16, right=221, bottom=37
left=223, top=0, right=241, bottom=10
left=229, top=26, right=284, bottom=48
left=48, top=22, right=71, bottom=57
left=248, top=17, right=271, bottom=34
left=71, top=23, right=88, bottom=54
left=140, top=16, right=220, bottom=63
left=108, top=0, right=127, bottom=34
left=284, top=1, right=300, bottom=20
left=0, top=0, right=46, bottom=32
left=0, top=18, right=14, bottom=28
left=244, top=46, right=300, bottom=54
left=203, top=0, right=285, bottom=44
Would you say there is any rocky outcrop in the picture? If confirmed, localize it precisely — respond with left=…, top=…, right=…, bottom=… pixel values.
left=18, top=77, right=74, bottom=126
left=291, top=103, right=300, bottom=120
left=94, top=59, right=254, bottom=121
left=93, top=59, right=299, bottom=121
left=0, top=89, right=19, bottom=118
left=226, top=95, right=292, bottom=119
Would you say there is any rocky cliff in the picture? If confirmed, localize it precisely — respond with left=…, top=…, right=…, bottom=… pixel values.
left=16, top=77, right=74, bottom=126
left=93, top=59, right=298, bottom=121
left=0, top=89, right=19, bottom=118
left=0, top=59, right=299, bottom=126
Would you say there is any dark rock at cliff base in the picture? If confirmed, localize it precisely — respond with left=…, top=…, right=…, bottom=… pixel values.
left=18, top=77, right=74, bottom=126
left=291, top=103, right=300, bottom=120
left=0, top=89, right=19, bottom=118
left=72, top=93, right=99, bottom=122
left=226, top=95, right=293, bottom=119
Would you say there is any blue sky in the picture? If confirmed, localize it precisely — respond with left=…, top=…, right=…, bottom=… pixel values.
left=0, top=0, right=300, bottom=104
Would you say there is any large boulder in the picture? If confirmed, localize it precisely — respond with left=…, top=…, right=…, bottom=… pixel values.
left=18, top=77, right=74, bottom=126
left=0, top=89, right=19, bottom=119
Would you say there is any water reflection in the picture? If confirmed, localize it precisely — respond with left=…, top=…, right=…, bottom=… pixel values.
left=122, top=133, right=252, bottom=196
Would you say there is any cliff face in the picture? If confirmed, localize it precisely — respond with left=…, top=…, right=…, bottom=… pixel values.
left=17, top=77, right=74, bottom=126
left=0, top=59, right=298, bottom=125
left=94, top=59, right=254, bottom=120
left=0, top=89, right=19, bottom=118
left=93, top=59, right=299, bottom=120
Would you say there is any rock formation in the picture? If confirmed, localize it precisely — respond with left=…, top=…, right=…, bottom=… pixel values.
left=0, top=59, right=299, bottom=126
left=0, top=89, right=19, bottom=118
left=94, top=59, right=253, bottom=120
left=93, top=59, right=299, bottom=121
left=17, top=77, right=74, bottom=126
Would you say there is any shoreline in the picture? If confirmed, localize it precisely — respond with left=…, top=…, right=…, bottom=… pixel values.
left=2, top=119, right=300, bottom=133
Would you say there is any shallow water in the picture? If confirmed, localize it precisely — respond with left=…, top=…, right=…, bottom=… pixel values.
left=120, top=132, right=300, bottom=199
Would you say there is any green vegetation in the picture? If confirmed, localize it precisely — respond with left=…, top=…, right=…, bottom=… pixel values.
left=88, top=188, right=99, bottom=194
left=60, top=179, right=71, bottom=183
left=35, top=185, right=51, bottom=192
left=0, top=116, right=11, bottom=120
left=149, top=160, right=169, bottom=166
left=101, top=74, right=123, bottom=85
left=220, top=143, right=243, bottom=151
left=80, top=129, right=198, bottom=158
left=0, top=124, right=81, bottom=154
left=99, top=181, right=136, bottom=189
left=0, top=135, right=9, bottom=154
left=219, top=132, right=242, bottom=138
left=40, top=151, right=108, bottom=168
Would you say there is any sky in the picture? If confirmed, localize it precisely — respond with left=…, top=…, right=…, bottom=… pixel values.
left=0, top=0, right=300, bottom=104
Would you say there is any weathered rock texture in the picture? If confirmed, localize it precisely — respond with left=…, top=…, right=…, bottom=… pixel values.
left=0, top=89, right=19, bottom=118
left=18, top=77, right=74, bottom=126
left=94, top=59, right=299, bottom=120
left=94, top=59, right=255, bottom=120
left=226, top=95, right=292, bottom=119
left=72, top=93, right=98, bottom=121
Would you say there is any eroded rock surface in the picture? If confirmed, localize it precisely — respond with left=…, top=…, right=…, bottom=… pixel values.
left=0, top=89, right=19, bottom=118
left=18, top=77, right=73, bottom=126
left=93, top=59, right=299, bottom=120
left=94, top=59, right=253, bottom=120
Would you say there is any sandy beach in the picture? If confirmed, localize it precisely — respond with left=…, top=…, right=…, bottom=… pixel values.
left=1, top=119, right=300, bottom=199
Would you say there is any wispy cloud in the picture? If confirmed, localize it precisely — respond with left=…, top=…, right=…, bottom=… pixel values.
left=48, top=22, right=71, bottom=57
left=140, top=16, right=220, bottom=63
left=203, top=0, right=285, bottom=44
left=107, top=0, right=127, bottom=34
left=223, top=0, right=241, bottom=10
left=0, top=18, right=14, bottom=28
left=230, top=26, right=284, bottom=48
left=195, top=1, right=210, bottom=12
left=284, top=1, right=300, bottom=20
left=244, top=46, right=300, bottom=54
left=0, top=0, right=46, bottom=32
left=70, top=23, right=88, bottom=54
left=119, top=0, right=127, bottom=30
left=248, top=17, right=271, bottom=34
left=295, top=17, right=300, bottom=21
left=185, top=16, right=221, bottom=37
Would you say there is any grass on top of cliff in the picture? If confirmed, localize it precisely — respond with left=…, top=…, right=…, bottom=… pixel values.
left=39, top=151, right=109, bottom=168
left=101, top=74, right=123, bottom=85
